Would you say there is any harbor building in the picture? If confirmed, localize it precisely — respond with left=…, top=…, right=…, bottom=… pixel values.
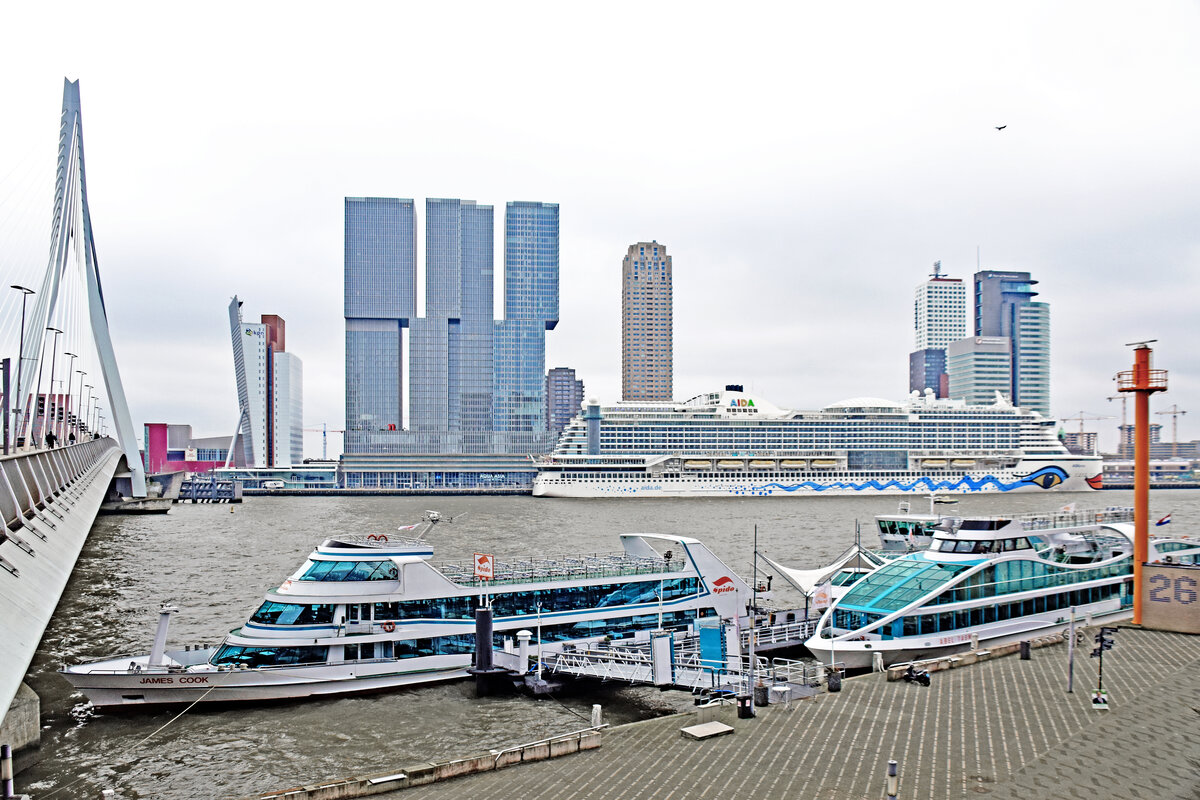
left=946, top=336, right=1011, bottom=406
left=143, top=423, right=236, bottom=474
left=973, top=270, right=1050, bottom=416
left=340, top=197, right=560, bottom=490
left=621, top=241, right=673, bottom=401
left=343, top=197, right=417, bottom=453
left=908, top=262, right=965, bottom=398
left=547, top=367, right=585, bottom=434
left=228, top=297, right=303, bottom=467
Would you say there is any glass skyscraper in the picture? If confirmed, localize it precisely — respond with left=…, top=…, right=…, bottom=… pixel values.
left=974, top=270, right=1050, bottom=417
left=494, top=201, right=559, bottom=433
left=343, top=196, right=559, bottom=465
left=344, top=198, right=416, bottom=453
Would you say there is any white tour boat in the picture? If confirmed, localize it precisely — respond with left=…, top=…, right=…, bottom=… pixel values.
left=62, top=532, right=750, bottom=708
left=806, top=512, right=1200, bottom=669
left=533, top=387, right=1102, bottom=498
left=875, top=501, right=1135, bottom=552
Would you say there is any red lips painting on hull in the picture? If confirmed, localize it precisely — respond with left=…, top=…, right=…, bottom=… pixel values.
left=1086, top=474, right=1103, bottom=490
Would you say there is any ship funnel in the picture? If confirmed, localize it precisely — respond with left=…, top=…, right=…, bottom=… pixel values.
left=148, top=604, right=179, bottom=666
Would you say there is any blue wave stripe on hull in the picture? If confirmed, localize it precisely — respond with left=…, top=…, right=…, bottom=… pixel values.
left=750, top=467, right=1069, bottom=493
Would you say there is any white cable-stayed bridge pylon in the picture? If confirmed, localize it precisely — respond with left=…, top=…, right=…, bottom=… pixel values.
left=13, top=78, right=146, bottom=496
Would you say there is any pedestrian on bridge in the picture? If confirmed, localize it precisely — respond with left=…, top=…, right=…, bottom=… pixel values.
left=68, top=431, right=76, bottom=445
left=45, top=430, right=57, bottom=449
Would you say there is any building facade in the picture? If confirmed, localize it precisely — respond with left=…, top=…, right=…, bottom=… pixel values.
left=547, top=367, right=585, bottom=434
left=621, top=241, right=673, bottom=401
left=946, top=336, right=1012, bottom=407
left=228, top=297, right=303, bottom=467
left=973, top=270, right=1050, bottom=416
left=344, top=197, right=417, bottom=452
left=340, top=197, right=560, bottom=488
left=908, top=264, right=965, bottom=398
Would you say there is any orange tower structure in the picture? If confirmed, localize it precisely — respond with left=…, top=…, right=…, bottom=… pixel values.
left=1115, top=342, right=1167, bottom=625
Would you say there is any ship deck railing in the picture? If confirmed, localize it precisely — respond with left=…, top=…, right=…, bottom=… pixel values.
left=436, top=552, right=676, bottom=586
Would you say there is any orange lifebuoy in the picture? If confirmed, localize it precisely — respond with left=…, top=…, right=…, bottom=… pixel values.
left=381, top=620, right=396, bottom=633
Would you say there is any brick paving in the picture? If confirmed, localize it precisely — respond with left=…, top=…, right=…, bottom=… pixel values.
left=380, top=627, right=1200, bottom=800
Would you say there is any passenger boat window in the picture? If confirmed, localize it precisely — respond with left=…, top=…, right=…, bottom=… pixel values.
left=212, top=645, right=329, bottom=667
left=250, top=601, right=336, bottom=625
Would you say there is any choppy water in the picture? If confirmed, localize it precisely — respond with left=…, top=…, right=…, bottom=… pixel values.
left=20, top=490, right=1198, bottom=798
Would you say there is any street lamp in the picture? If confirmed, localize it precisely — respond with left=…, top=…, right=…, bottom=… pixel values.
left=62, top=352, right=77, bottom=443
left=82, top=384, right=93, bottom=434
left=44, top=328, right=62, bottom=445
left=97, top=414, right=105, bottom=437
left=73, top=369, right=86, bottom=442
left=9, top=285, right=35, bottom=449
left=33, top=327, right=62, bottom=448
left=92, top=404, right=102, bottom=438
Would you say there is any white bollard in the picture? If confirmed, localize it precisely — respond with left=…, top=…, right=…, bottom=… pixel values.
left=590, top=704, right=602, bottom=728
left=516, top=630, right=532, bottom=672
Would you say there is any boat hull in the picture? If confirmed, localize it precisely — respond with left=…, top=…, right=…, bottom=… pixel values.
left=533, top=457, right=1100, bottom=498
left=805, top=603, right=1130, bottom=670
left=61, top=655, right=471, bottom=709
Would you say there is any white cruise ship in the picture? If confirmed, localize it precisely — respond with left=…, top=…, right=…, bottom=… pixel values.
left=533, top=386, right=1101, bottom=498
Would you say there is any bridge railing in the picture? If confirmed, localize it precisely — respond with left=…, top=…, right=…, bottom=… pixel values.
left=0, top=438, right=120, bottom=532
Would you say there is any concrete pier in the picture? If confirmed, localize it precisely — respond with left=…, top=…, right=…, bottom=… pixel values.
left=0, top=684, right=39, bottom=754
left=374, top=626, right=1198, bottom=799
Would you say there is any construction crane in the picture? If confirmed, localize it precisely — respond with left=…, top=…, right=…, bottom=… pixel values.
left=1155, top=404, right=1188, bottom=458
left=1058, top=412, right=1113, bottom=457
left=1107, top=395, right=1129, bottom=458
left=302, top=423, right=345, bottom=460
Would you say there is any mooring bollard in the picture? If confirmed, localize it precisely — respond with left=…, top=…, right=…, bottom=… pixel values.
left=2, top=743, right=13, bottom=800
left=886, top=759, right=899, bottom=799
left=591, top=704, right=602, bottom=727
left=1019, top=640, right=1031, bottom=660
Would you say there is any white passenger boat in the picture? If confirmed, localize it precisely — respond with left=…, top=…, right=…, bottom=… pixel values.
left=875, top=503, right=1135, bottom=552
left=532, top=387, right=1102, bottom=498
left=61, top=533, right=750, bottom=708
left=806, top=513, right=1200, bottom=669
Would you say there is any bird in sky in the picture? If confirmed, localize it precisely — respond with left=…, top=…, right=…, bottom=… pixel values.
left=995, top=125, right=1007, bottom=131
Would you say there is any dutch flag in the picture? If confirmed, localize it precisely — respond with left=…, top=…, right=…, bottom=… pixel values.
left=1156, top=513, right=1171, bottom=526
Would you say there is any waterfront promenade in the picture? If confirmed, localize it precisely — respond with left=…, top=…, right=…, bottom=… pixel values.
left=382, top=627, right=1198, bottom=800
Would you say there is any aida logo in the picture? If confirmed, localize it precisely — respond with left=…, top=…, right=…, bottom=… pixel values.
left=728, top=399, right=755, bottom=408
left=712, top=576, right=737, bottom=594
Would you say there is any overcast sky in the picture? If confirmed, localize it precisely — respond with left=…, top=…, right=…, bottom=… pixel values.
left=1, top=2, right=1197, bottom=458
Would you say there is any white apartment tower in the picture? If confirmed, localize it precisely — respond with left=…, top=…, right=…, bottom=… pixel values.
left=621, top=241, right=673, bottom=401
left=914, top=262, right=967, bottom=350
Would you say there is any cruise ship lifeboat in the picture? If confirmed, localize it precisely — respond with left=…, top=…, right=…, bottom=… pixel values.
left=749, top=460, right=775, bottom=469
left=683, top=460, right=711, bottom=470
left=780, top=460, right=807, bottom=469
left=922, top=459, right=948, bottom=468
left=951, top=459, right=975, bottom=468
left=811, top=459, right=837, bottom=468
left=717, top=460, right=745, bottom=469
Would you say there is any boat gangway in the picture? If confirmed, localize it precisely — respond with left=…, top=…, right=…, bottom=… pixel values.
left=544, top=617, right=826, bottom=698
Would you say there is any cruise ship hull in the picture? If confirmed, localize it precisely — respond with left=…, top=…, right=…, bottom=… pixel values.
left=534, top=457, right=1101, bottom=498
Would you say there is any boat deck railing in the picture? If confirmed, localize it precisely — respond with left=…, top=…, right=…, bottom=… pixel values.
left=436, top=552, right=675, bottom=587
left=321, top=534, right=429, bottom=550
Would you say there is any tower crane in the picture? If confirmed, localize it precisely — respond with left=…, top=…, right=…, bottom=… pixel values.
left=302, top=423, right=345, bottom=460
left=1107, top=395, right=1128, bottom=458
left=1154, top=404, right=1188, bottom=458
left=1058, top=412, right=1113, bottom=456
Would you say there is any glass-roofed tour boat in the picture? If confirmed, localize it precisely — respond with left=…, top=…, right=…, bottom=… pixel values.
left=806, top=509, right=1200, bottom=669
left=62, top=530, right=750, bottom=708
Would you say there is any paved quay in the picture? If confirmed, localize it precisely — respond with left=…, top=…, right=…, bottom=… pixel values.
left=382, top=628, right=1199, bottom=800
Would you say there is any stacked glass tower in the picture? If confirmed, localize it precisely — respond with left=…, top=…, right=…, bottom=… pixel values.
left=343, top=197, right=559, bottom=470
left=974, top=270, right=1050, bottom=417
left=494, top=201, right=559, bottom=433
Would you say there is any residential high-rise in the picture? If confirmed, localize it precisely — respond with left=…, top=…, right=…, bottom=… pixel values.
left=546, top=367, right=584, bottom=434
left=973, top=270, right=1050, bottom=416
left=908, top=262, right=966, bottom=398
left=621, top=241, right=673, bottom=401
left=494, top=201, right=559, bottom=432
left=344, top=197, right=417, bottom=453
left=228, top=297, right=303, bottom=466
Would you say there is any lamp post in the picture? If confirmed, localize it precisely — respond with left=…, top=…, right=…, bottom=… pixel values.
left=9, top=284, right=35, bottom=449
left=44, top=329, right=62, bottom=444
left=97, top=414, right=105, bottom=437
left=73, top=369, right=86, bottom=441
left=62, top=352, right=77, bottom=442
left=32, top=327, right=61, bottom=448
left=92, top=404, right=102, bottom=438
left=82, top=384, right=93, bottom=434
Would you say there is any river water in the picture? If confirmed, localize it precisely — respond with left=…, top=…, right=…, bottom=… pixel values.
left=19, top=489, right=1199, bottom=798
